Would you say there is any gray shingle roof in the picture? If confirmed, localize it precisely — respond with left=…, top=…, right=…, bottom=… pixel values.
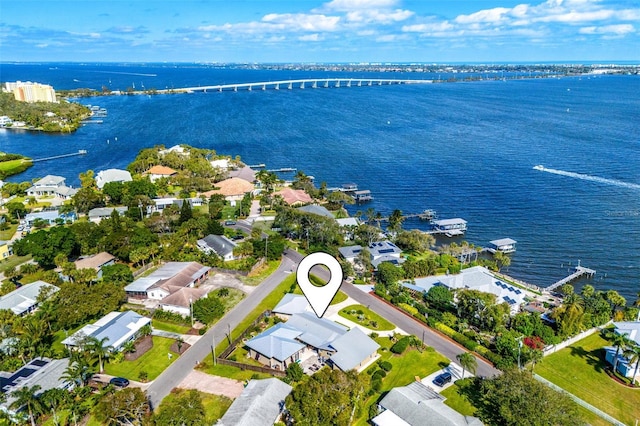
left=0, top=281, right=59, bottom=316
left=33, top=175, right=65, bottom=186
left=217, top=378, right=292, bottom=426
left=272, top=294, right=312, bottom=316
left=95, top=169, right=133, bottom=189
left=197, top=234, right=237, bottom=257
left=245, top=322, right=306, bottom=361
left=88, top=206, right=129, bottom=218
left=339, top=245, right=363, bottom=259
left=296, top=204, right=335, bottom=219
left=285, top=312, right=348, bottom=350
left=124, top=262, right=210, bottom=293
left=375, top=381, right=482, bottom=426
left=329, top=328, right=380, bottom=371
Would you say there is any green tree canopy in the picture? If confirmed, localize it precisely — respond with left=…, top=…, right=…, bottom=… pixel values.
left=154, top=389, right=207, bottom=426
left=192, top=295, right=224, bottom=324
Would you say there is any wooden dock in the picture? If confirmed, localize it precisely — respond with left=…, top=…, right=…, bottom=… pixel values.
left=547, top=265, right=596, bottom=292
left=378, top=210, right=437, bottom=222
left=31, top=150, right=87, bottom=163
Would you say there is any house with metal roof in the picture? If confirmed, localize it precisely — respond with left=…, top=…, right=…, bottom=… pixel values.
left=24, top=209, right=76, bottom=226
left=124, top=261, right=210, bottom=299
left=402, top=266, right=527, bottom=314
left=197, top=234, right=237, bottom=261
left=339, top=241, right=404, bottom=270
left=272, top=294, right=313, bottom=317
left=1, top=357, right=72, bottom=417
left=245, top=312, right=379, bottom=372
left=26, top=175, right=77, bottom=200
left=88, top=206, right=128, bottom=223
left=296, top=204, right=335, bottom=219
left=372, top=381, right=483, bottom=426
left=95, top=168, right=132, bottom=189
left=0, top=281, right=59, bottom=316
left=328, top=327, right=380, bottom=372
left=217, top=378, right=292, bottom=426
left=61, top=310, right=150, bottom=351
left=338, top=245, right=364, bottom=262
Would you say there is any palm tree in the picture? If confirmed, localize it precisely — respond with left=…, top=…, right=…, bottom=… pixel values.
left=62, top=359, right=94, bottom=388
left=608, top=331, right=632, bottom=374
left=86, top=336, right=110, bottom=373
left=40, top=388, right=70, bottom=426
left=622, top=345, right=640, bottom=386
left=529, top=348, right=544, bottom=371
left=456, top=352, right=477, bottom=379
left=10, top=384, right=43, bottom=426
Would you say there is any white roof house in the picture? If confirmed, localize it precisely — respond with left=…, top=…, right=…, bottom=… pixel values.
left=0, top=281, right=59, bottom=316
left=210, top=158, right=231, bottom=170
left=88, top=206, right=128, bottom=223
left=272, top=294, right=313, bottom=316
left=26, top=175, right=77, bottom=199
left=339, top=241, right=404, bottom=269
left=336, top=217, right=359, bottom=227
left=613, top=322, right=640, bottom=346
left=403, top=266, right=527, bottom=314
left=124, top=261, right=211, bottom=298
left=373, top=381, right=483, bottom=426
left=217, top=378, right=292, bottom=426
left=61, top=310, right=150, bottom=351
left=95, top=169, right=132, bottom=189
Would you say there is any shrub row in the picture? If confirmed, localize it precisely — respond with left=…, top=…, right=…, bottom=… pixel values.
left=434, top=322, right=501, bottom=365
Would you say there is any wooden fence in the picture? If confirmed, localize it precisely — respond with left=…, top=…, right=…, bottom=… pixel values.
left=216, top=358, right=286, bottom=377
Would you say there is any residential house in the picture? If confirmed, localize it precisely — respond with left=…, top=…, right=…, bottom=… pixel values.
left=150, top=197, right=204, bottom=214
left=61, top=310, right=151, bottom=351
left=158, top=145, right=188, bottom=156
left=26, top=175, right=77, bottom=200
left=0, top=116, right=13, bottom=127
left=197, top=234, right=237, bottom=261
left=272, top=294, right=313, bottom=318
left=143, top=165, right=178, bottom=183
left=228, top=166, right=256, bottom=183
left=339, top=240, right=404, bottom=270
left=217, top=378, right=292, bottom=426
left=124, top=261, right=211, bottom=300
left=402, top=266, right=527, bottom=314
left=1, top=358, right=72, bottom=417
left=158, top=286, right=211, bottom=316
left=372, top=381, right=483, bottom=426
left=202, top=177, right=254, bottom=205
left=336, top=217, right=359, bottom=227
left=296, top=204, right=335, bottom=219
left=95, top=168, right=133, bottom=189
left=0, top=240, right=12, bottom=259
left=245, top=311, right=379, bottom=372
left=274, top=188, right=313, bottom=206
left=0, top=281, right=59, bottom=316
left=604, top=321, right=640, bottom=379
left=24, top=209, right=76, bottom=227
left=210, top=158, right=231, bottom=170
left=74, top=252, right=116, bottom=279
left=88, top=206, right=128, bottom=223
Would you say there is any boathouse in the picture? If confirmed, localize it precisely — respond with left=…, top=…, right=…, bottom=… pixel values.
left=487, top=238, right=517, bottom=254
left=431, top=218, right=467, bottom=236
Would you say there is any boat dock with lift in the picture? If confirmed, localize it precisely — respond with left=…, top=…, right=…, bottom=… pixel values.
left=546, top=261, right=596, bottom=292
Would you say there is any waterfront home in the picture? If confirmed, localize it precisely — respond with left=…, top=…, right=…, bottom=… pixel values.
left=94, top=168, right=132, bottom=189
left=604, top=323, right=640, bottom=379
left=210, top=158, right=231, bottom=170
left=273, top=188, right=313, bottom=206
left=336, top=217, right=359, bottom=227
left=88, top=206, right=128, bottom=223
left=228, top=165, right=256, bottom=183
left=150, top=197, right=204, bottom=213
left=0, top=240, right=12, bottom=259
left=0, top=358, right=72, bottom=418
left=62, top=310, right=151, bottom=351
left=26, top=175, right=77, bottom=200
left=339, top=240, right=404, bottom=270
left=487, top=238, right=517, bottom=254
left=197, top=234, right=237, bottom=261
left=124, top=261, right=210, bottom=299
left=0, top=281, right=59, bottom=316
left=143, top=165, right=178, bottom=182
left=73, top=252, right=116, bottom=279
left=201, top=177, right=254, bottom=204
left=217, top=378, right=292, bottom=426
left=158, top=144, right=188, bottom=156
left=612, top=321, right=640, bottom=345
left=0, top=116, right=13, bottom=127
left=432, top=218, right=467, bottom=236
left=372, top=381, right=483, bottom=426
left=245, top=312, right=379, bottom=373
left=402, top=266, right=527, bottom=314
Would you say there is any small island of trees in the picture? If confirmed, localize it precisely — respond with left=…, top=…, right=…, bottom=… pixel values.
left=0, top=92, right=91, bottom=132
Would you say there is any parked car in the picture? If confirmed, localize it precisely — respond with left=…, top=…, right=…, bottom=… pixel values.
left=224, top=220, right=237, bottom=226
left=432, top=372, right=452, bottom=387
left=109, top=377, right=130, bottom=388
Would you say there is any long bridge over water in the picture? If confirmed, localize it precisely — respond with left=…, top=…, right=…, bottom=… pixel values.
left=156, top=78, right=433, bottom=94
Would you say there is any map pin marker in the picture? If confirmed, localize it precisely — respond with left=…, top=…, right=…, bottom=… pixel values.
left=296, top=252, right=343, bottom=318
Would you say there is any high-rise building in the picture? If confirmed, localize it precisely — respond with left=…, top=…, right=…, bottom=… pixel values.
left=3, top=81, right=57, bottom=103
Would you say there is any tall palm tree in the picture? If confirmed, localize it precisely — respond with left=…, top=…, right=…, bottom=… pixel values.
left=86, top=336, right=110, bottom=373
left=608, top=331, right=632, bottom=374
left=62, top=359, right=94, bottom=388
left=623, top=345, right=640, bottom=386
left=40, top=388, right=70, bottom=426
left=456, top=352, right=477, bottom=379
left=10, top=385, right=43, bottom=426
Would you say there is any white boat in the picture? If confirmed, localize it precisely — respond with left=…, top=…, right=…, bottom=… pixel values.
left=533, top=165, right=544, bottom=171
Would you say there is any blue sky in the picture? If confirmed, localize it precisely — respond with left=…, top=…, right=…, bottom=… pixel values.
left=1, top=0, right=638, bottom=62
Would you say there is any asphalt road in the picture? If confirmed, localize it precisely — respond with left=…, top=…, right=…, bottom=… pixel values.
left=146, top=255, right=296, bottom=409
left=284, top=250, right=500, bottom=378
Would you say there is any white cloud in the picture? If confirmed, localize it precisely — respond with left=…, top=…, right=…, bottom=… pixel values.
left=579, top=24, right=635, bottom=34
left=262, top=13, right=341, bottom=32
left=536, top=9, right=615, bottom=23
left=455, top=7, right=511, bottom=24
left=299, top=33, right=323, bottom=41
left=319, top=0, right=398, bottom=12
left=402, top=22, right=453, bottom=33
left=346, top=9, right=413, bottom=24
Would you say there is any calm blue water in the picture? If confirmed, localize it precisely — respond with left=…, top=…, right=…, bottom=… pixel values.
left=1, top=63, right=639, bottom=299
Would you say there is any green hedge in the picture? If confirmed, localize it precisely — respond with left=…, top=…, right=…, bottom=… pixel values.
left=390, top=336, right=411, bottom=354
left=434, top=322, right=500, bottom=365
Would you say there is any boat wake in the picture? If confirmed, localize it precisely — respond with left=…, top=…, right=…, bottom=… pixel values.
left=533, top=165, right=640, bottom=190
left=90, top=70, right=157, bottom=77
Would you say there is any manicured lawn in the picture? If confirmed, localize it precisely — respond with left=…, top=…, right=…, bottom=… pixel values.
left=152, top=319, right=191, bottom=334
left=338, top=304, right=395, bottom=331
left=0, top=158, right=31, bottom=173
left=197, top=362, right=273, bottom=381
left=104, top=336, right=177, bottom=381
left=51, top=324, right=84, bottom=354
left=0, top=254, right=33, bottom=274
left=0, top=223, right=18, bottom=240
left=535, top=331, right=640, bottom=425
left=292, top=284, right=348, bottom=306
left=158, top=389, right=233, bottom=423
left=441, top=379, right=478, bottom=416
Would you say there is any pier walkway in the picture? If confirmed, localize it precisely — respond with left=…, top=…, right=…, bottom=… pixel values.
left=157, top=78, right=432, bottom=94
left=547, top=265, right=596, bottom=292
left=31, top=150, right=87, bottom=163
